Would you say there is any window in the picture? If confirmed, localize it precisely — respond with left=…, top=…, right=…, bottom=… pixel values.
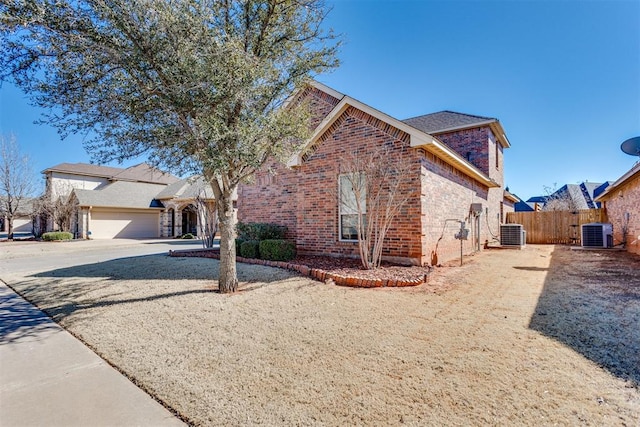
left=495, top=141, right=500, bottom=169
left=339, top=173, right=366, bottom=241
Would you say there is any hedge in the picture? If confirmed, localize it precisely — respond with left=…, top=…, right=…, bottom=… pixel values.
left=236, top=222, right=286, bottom=241
left=239, top=240, right=260, bottom=259
left=42, top=231, right=73, bottom=241
left=259, top=239, right=296, bottom=261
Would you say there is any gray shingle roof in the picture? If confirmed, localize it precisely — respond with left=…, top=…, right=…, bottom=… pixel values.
left=74, top=181, right=167, bottom=209
left=402, top=111, right=497, bottom=134
left=111, top=163, right=179, bottom=185
left=43, top=162, right=179, bottom=185
left=43, top=162, right=123, bottom=178
left=155, top=176, right=215, bottom=200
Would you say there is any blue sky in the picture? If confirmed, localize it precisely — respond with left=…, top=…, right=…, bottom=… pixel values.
left=1, top=0, right=638, bottom=200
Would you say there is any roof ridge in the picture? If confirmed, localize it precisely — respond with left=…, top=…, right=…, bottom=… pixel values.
left=403, top=110, right=496, bottom=122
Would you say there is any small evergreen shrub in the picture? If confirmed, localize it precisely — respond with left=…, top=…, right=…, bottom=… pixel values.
left=237, top=222, right=286, bottom=241
left=235, top=238, right=244, bottom=254
left=42, top=231, right=73, bottom=241
left=181, top=233, right=195, bottom=239
left=259, top=239, right=296, bottom=261
left=239, top=240, right=260, bottom=259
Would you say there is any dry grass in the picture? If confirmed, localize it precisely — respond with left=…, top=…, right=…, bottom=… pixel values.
left=5, top=245, right=639, bottom=426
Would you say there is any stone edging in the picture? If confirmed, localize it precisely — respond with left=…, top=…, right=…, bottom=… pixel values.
left=169, top=250, right=426, bottom=288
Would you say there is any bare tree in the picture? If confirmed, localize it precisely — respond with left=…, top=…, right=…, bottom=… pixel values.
left=542, top=183, right=580, bottom=212
left=339, top=146, right=415, bottom=269
left=0, top=135, right=37, bottom=239
left=193, top=178, right=218, bottom=249
left=38, top=181, right=78, bottom=233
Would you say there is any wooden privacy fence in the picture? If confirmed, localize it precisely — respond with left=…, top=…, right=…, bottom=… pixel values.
left=506, top=209, right=608, bottom=245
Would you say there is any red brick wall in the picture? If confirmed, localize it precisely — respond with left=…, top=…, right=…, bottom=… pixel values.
left=435, top=127, right=504, bottom=183
left=240, top=105, right=424, bottom=263
left=293, top=86, right=341, bottom=129
left=238, top=86, right=508, bottom=266
left=601, top=172, right=640, bottom=255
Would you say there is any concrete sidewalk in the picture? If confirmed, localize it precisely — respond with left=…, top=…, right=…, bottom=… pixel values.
left=0, top=281, right=185, bottom=427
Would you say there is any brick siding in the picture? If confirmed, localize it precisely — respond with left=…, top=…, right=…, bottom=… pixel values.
left=435, top=127, right=504, bottom=184
left=237, top=85, right=508, bottom=266
left=601, top=172, right=640, bottom=255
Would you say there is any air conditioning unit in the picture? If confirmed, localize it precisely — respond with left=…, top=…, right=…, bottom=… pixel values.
left=581, top=223, right=613, bottom=248
left=500, top=224, right=526, bottom=247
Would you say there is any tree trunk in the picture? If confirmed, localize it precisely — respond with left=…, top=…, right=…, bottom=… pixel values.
left=216, top=192, right=238, bottom=293
left=7, top=217, right=13, bottom=240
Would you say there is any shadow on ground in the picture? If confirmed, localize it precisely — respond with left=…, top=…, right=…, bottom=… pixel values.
left=8, top=253, right=297, bottom=325
left=0, top=289, right=59, bottom=345
left=529, top=246, right=640, bottom=385
left=30, top=254, right=219, bottom=281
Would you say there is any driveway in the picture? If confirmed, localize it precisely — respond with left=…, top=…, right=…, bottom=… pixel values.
left=0, top=238, right=205, bottom=276
left=0, top=238, right=204, bottom=427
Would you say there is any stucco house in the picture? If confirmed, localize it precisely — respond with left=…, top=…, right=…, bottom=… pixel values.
left=595, top=162, right=640, bottom=254
left=238, top=81, right=515, bottom=266
left=42, top=162, right=217, bottom=239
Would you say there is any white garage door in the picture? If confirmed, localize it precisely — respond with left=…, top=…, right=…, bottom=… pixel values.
left=13, top=218, right=32, bottom=233
left=90, top=210, right=159, bottom=239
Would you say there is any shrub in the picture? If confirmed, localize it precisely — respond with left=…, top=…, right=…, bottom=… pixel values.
left=235, top=238, right=244, bottom=254
left=181, top=233, right=195, bottom=239
left=237, top=222, right=286, bottom=241
left=42, top=231, right=73, bottom=241
left=259, top=239, right=296, bottom=261
left=239, top=240, right=260, bottom=259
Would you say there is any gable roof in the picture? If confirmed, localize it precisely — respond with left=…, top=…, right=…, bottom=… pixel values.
left=403, top=111, right=511, bottom=148
left=110, top=163, right=179, bottom=185
left=73, top=181, right=166, bottom=209
left=156, top=176, right=215, bottom=200
left=403, top=111, right=494, bottom=133
left=529, top=181, right=610, bottom=210
left=43, top=162, right=179, bottom=185
left=43, top=162, right=123, bottom=178
left=289, top=81, right=500, bottom=189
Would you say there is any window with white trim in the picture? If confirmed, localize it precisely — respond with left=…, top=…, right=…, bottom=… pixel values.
left=339, top=173, right=366, bottom=241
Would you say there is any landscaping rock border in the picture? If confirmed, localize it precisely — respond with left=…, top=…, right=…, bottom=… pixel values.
left=169, top=250, right=428, bottom=287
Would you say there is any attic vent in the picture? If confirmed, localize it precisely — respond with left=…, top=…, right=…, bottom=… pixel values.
left=500, top=224, right=526, bottom=247
left=581, top=223, right=613, bottom=248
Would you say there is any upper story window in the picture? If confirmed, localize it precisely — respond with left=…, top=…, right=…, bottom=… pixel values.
left=339, top=173, right=366, bottom=241
left=495, top=141, right=500, bottom=169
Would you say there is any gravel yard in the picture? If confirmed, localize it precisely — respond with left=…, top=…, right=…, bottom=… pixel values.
left=3, top=244, right=639, bottom=426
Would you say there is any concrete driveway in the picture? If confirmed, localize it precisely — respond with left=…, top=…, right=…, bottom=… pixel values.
left=0, top=238, right=204, bottom=427
left=0, top=238, right=205, bottom=276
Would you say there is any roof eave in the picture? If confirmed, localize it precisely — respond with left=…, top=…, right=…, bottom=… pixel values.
left=595, top=162, right=640, bottom=202
left=289, top=94, right=499, bottom=188
left=428, top=120, right=510, bottom=149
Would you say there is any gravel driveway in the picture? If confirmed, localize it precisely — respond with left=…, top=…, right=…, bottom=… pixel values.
left=1, top=241, right=638, bottom=426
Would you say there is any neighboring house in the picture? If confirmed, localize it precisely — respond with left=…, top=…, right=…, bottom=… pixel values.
left=513, top=194, right=536, bottom=212
left=238, top=81, right=514, bottom=266
left=43, top=162, right=217, bottom=239
left=155, top=176, right=220, bottom=238
left=529, top=181, right=611, bottom=212
left=0, top=196, right=36, bottom=234
left=595, top=162, right=640, bottom=254
left=525, top=196, right=547, bottom=211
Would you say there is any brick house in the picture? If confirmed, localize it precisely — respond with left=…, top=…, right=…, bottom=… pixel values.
left=237, top=81, right=515, bottom=266
left=595, top=162, right=640, bottom=255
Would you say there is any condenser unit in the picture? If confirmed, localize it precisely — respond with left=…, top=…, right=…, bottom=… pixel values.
left=500, top=224, right=526, bottom=247
left=581, top=223, right=613, bottom=248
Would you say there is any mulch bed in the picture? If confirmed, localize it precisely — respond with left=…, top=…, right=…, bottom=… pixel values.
left=170, top=249, right=433, bottom=288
